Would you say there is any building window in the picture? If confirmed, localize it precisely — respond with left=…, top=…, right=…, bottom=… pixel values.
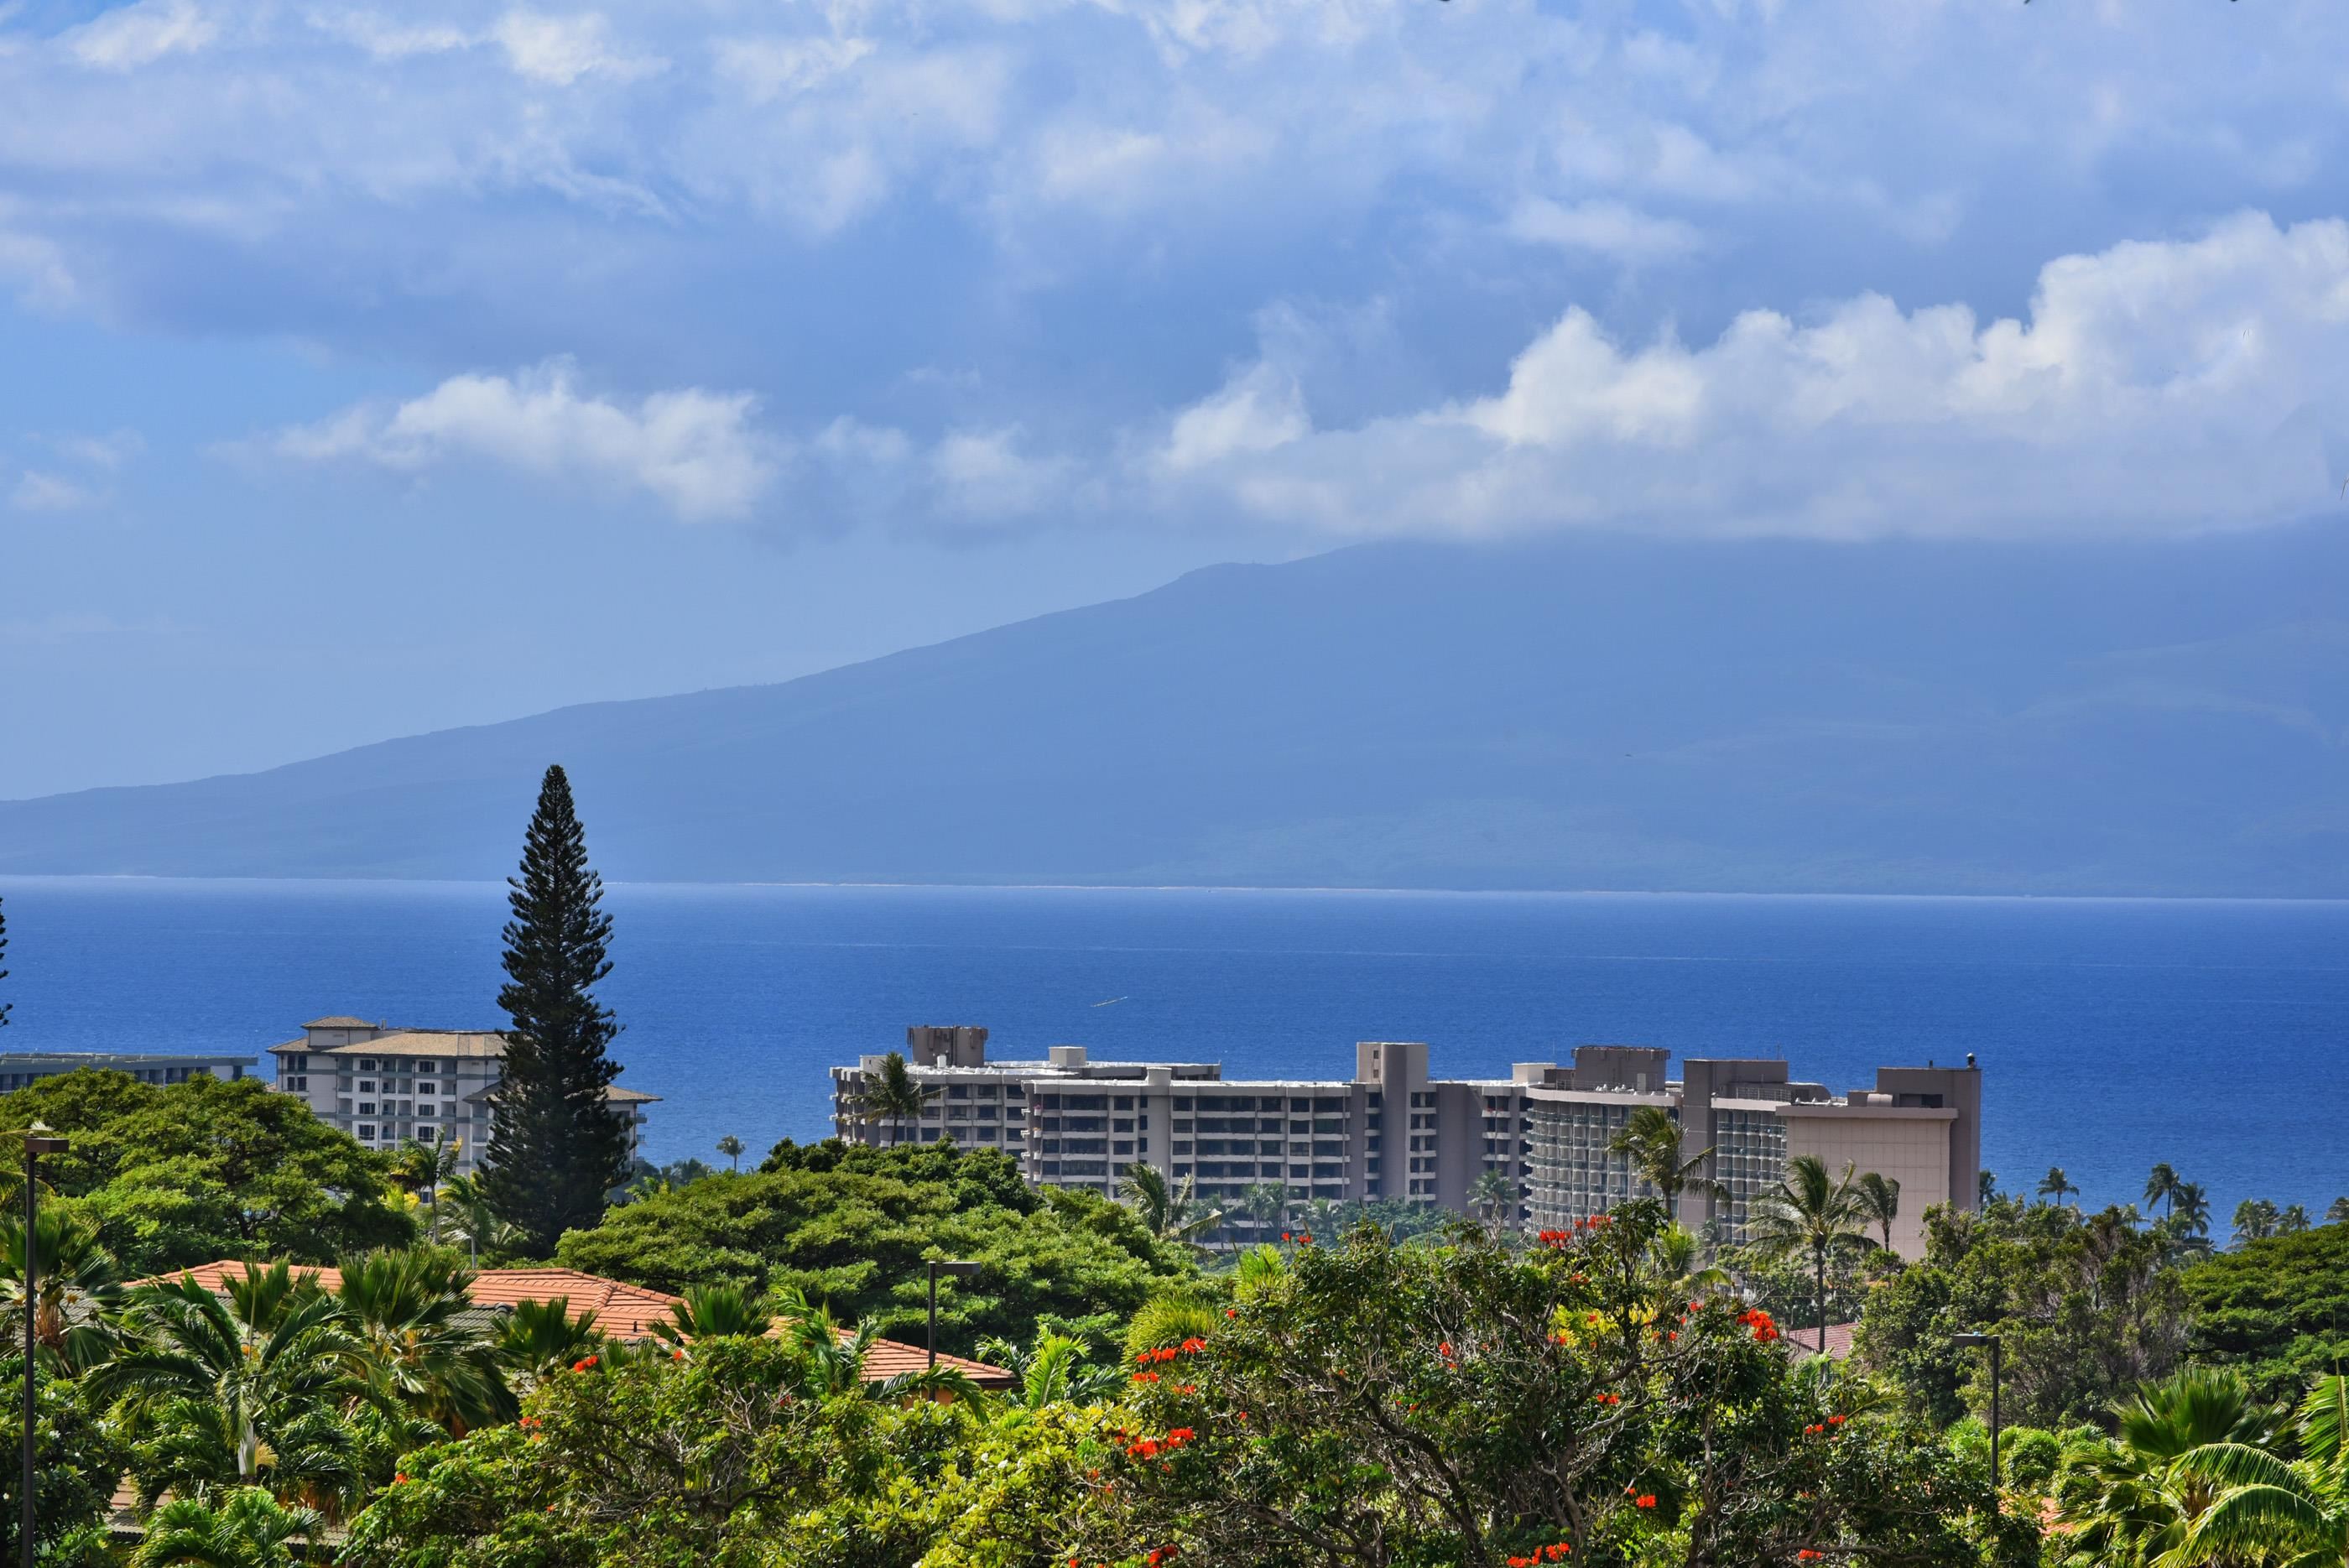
left=357, top=1125, right=376, bottom=1141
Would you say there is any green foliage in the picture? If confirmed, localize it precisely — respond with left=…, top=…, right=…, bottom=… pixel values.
left=2181, top=1219, right=2349, bottom=1400
left=89, top=1263, right=378, bottom=1510
left=1855, top=1198, right=2186, bottom=1430
left=1721, top=1241, right=1885, bottom=1331
left=1080, top=1215, right=2034, bottom=1568
left=1999, top=1426, right=2060, bottom=1493
left=482, top=763, right=631, bottom=1258
left=0, top=1355, right=125, bottom=1567
left=0, top=1070, right=416, bottom=1277
left=1, top=1206, right=126, bottom=1371
left=340, top=1337, right=982, bottom=1568
left=558, top=1141, right=1195, bottom=1355
left=132, top=1487, right=321, bottom=1568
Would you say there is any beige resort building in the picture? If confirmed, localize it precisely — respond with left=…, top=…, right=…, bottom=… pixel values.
left=268, top=1016, right=656, bottom=1175
left=833, top=1027, right=1978, bottom=1259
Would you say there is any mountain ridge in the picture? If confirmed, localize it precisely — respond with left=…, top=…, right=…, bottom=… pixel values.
left=6, top=528, right=2346, bottom=894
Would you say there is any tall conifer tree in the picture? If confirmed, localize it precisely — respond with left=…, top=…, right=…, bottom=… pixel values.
left=482, top=764, right=629, bottom=1255
left=0, top=891, right=12, bottom=1029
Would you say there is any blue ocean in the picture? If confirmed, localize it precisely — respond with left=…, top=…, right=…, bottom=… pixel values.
left=2, top=877, right=2343, bottom=1222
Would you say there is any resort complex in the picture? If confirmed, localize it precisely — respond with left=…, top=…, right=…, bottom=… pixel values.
left=266, top=1014, right=658, bottom=1171
left=831, top=1027, right=1981, bottom=1257
left=0, top=1049, right=258, bottom=1091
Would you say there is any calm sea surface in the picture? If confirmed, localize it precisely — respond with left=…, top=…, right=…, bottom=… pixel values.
left=0, top=878, right=2342, bottom=1220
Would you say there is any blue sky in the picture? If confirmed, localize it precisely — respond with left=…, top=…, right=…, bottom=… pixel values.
left=6, top=0, right=2349, bottom=798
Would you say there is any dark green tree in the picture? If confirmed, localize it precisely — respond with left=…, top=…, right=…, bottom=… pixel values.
left=482, top=765, right=630, bottom=1257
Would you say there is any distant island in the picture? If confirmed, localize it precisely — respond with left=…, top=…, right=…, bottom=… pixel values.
left=4, top=524, right=2346, bottom=895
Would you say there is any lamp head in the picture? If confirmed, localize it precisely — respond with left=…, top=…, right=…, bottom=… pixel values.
left=20, top=1120, right=65, bottom=1155
left=1952, top=1332, right=1999, bottom=1349
left=930, top=1260, right=983, bottom=1279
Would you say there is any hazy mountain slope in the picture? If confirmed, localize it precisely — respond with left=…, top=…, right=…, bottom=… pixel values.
left=5, top=528, right=2346, bottom=893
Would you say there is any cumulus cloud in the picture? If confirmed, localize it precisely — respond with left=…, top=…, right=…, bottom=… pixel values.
left=272, top=361, right=775, bottom=519
left=1155, top=213, right=2349, bottom=539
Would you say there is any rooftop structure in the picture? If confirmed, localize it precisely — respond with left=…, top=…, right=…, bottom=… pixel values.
left=267, top=1017, right=655, bottom=1175
left=0, top=1050, right=258, bottom=1093
left=833, top=1028, right=1980, bottom=1259
left=138, top=1260, right=1011, bottom=1388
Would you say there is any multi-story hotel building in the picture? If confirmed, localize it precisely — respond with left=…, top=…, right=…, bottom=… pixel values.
left=0, top=1050, right=258, bottom=1092
left=833, top=1027, right=1979, bottom=1258
left=268, top=1016, right=656, bottom=1175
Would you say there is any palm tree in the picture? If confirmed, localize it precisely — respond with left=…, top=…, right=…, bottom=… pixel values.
left=652, top=1284, right=771, bottom=1348
left=392, top=1131, right=466, bottom=1243
left=2232, top=1198, right=2282, bottom=1246
left=716, top=1134, right=743, bottom=1173
left=2172, top=1181, right=2212, bottom=1238
left=770, top=1284, right=980, bottom=1405
left=2038, top=1166, right=2079, bottom=1207
left=133, top=1487, right=322, bottom=1568
left=1744, top=1154, right=1869, bottom=1354
left=2159, top=1373, right=2349, bottom=1565
left=333, top=1248, right=509, bottom=1431
left=2143, top=1162, right=2182, bottom=1220
left=2053, top=1364, right=2285, bottom=1566
left=2278, top=1204, right=2313, bottom=1236
left=435, top=1173, right=524, bottom=1264
left=1123, top=1293, right=1221, bottom=1361
left=1643, top=1221, right=1730, bottom=1311
left=1467, top=1168, right=1519, bottom=1233
left=1238, top=1183, right=1289, bottom=1242
left=852, top=1052, right=937, bottom=1149
left=1977, top=1169, right=1998, bottom=1206
left=1297, top=1197, right=1343, bottom=1242
left=89, top=1263, right=374, bottom=1509
left=1118, top=1163, right=1222, bottom=1245
left=2330, top=1197, right=2349, bottom=1227
left=1606, top=1105, right=1724, bottom=1224
left=495, top=1295, right=603, bottom=1381
left=1853, top=1171, right=1902, bottom=1253
left=974, top=1331, right=1122, bottom=1413
left=0, top=1207, right=123, bottom=1370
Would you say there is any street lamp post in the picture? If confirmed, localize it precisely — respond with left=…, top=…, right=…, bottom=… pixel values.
left=18, top=1122, right=65, bottom=1568
left=925, top=1260, right=982, bottom=1370
left=1954, top=1331, right=2003, bottom=1496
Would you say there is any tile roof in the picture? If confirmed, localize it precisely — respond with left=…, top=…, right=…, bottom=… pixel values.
left=304, top=1016, right=379, bottom=1029
left=856, top=1336, right=1015, bottom=1387
left=132, top=1261, right=1010, bottom=1386
left=332, top=1029, right=509, bottom=1058
left=1787, top=1321, right=1858, bottom=1362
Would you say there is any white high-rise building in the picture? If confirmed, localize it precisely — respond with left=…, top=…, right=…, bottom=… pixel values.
left=268, top=1016, right=655, bottom=1175
left=832, top=1027, right=1980, bottom=1258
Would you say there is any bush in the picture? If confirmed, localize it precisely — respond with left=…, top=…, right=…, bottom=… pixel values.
left=556, top=1141, right=1197, bottom=1354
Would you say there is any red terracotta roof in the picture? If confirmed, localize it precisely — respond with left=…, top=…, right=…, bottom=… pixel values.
left=857, top=1336, right=1015, bottom=1387
left=135, top=1261, right=1010, bottom=1386
left=1787, top=1321, right=1858, bottom=1362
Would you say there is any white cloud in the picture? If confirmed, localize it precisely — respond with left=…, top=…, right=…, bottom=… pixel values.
left=493, top=11, right=664, bottom=86
left=65, top=0, right=217, bottom=69
left=1506, top=197, right=1703, bottom=263
left=1151, top=212, right=2349, bottom=540
left=272, top=361, right=775, bottom=520
left=313, top=11, right=474, bottom=62
left=10, top=471, right=100, bottom=512
left=47, top=430, right=144, bottom=469
left=930, top=427, right=1070, bottom=520
left=1156, top=362, right=1309, bottom=473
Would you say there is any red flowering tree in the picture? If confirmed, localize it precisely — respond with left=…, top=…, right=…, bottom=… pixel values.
left=1074, top=1211, right=2034, bottom=1568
